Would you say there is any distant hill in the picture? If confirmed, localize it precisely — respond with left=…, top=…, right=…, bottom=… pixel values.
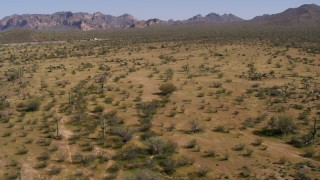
left=185, top=13, right=243, bottom=24
left=0, top=4, right=320, bottom=31
left=252, top=4, right=320, bottom=26
left=0, top=12, right=140, bottom=31
left=0, top=11, right=243, bottom=31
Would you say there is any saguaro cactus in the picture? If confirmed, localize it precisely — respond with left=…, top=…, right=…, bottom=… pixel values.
left=53, top=115, right=62, bottom=139
left=100, top=114, right=107, bottom=138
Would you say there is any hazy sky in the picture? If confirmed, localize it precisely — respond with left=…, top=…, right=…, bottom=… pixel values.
left=0, top=0, right=319, bottom=20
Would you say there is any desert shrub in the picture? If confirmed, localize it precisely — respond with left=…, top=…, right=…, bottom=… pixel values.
left=97, top=151, right=109, bottom=163
left=136, top=100, right=161, bottom=119
left=107, top=163, right=120, bottom=173
left=6, top=69, right=20, bottom=81
left=145, top=137, right=177, bottom=156
left=261, top=115, right=296, bottom=136
left=186, top=120, right=203, bottom=133
left=159, top=158, right=176, bottom=174
left=103, top=110, right=123, bottom=125
left=239, top=166, right=251, bottom=178
left=67, top=171, right=90, bottom=180
left=16, top=147, right=28, bottom=155
left=233, top=143, right=246, bottom=151
left=293, top=172, right=311, bottom=180
left=0, top=115, right=10, bottom=123
left=126, top=170, right=161, bottom=180
left=56, top=153, right=66, bottom=162
left=159, top=83, right=177, bottom=96
left=197, top=92, right=204, bottom=97
left=37, top=152, right=50, bottom=161
left=48, top=166, right=62, bottom=175
left=241, top=118, right=255, bottom=128
left=243, top=148, right=254, bottom=157
left=174, top=156, right=195, bottom=167
left=2, top=131, right=12, bottom=137
left=136, top=100, right=161, bottom=131
left=212, top=125, right=229, bottom=133
left=6, top=159, right=18, bottom=168
left=165, top=68, right=174, bottom=80
left=140, top=130, right=157, bottom=141
left=72, top=152, right=95, bottom=166
left=104, top=97, right=114, bottom=104
left=251, top=138, right=263, bottom=146
left=303, top=149, right=315, bottom=158
left=36, top=138, right=52, bottom=146
left=221, top=152, right=229, bottom=161
left=0, top=96, right=10, bottom=110
left=110, top=126, right=135, bottom=142
left=184, top=139, right=197, bottom=149
left=287, top=135, right=310, bottom=148
left=202, top=150, right=216, bottom=158
left=19, top=97, right=41, bottom=112
left=209, top=82, right=222, bottom=88
left=79, top=142, right=94, bottom=152
left=93, top=104, right=104, bottom=112
left=34, top=161, right=47, bottom=169
left=188, top=165, right=211, bottom=178
left=116, top=143, right=144, bottom=161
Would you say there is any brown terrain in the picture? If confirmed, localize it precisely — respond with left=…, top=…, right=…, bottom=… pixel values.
left=0, top=3, right=320, bottom=180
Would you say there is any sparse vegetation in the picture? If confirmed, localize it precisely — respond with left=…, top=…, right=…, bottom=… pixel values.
left=0, top=21, right=319, bottom=179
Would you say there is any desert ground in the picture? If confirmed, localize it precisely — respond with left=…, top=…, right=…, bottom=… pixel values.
left=0, top=28, right=320, bottom=179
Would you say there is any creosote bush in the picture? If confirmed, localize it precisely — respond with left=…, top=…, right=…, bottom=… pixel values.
left=261, top=115, right=296, bottom=136
left=159, top=83, right=177, bottom=96
left=17, top=97, right=41, bottom=112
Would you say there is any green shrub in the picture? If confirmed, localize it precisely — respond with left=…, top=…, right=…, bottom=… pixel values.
left=261, top=115, right=296, bottom=136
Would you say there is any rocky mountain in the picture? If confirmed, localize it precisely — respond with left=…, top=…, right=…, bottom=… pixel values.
left=0, top=11, right=243, bottom=31
left=186, top=13, right=243, bottom=24
left=0, top=4, right=319, bottom=31
left=130, top=18, right=165, bottom=28
left=252, top=4, right=320, bottom=25
left=0, top=12, right=140, bottom=31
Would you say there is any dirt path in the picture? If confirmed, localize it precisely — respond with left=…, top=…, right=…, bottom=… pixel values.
left=226, top=114, right=320, bottom=165
left=239, top=130, right=320, bottom=165
left=60, top=117, right=73, bottom=164
left=21, top=159, right=39, bottom=179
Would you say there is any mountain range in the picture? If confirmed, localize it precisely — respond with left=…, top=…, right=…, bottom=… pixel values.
left=0, top=4, right=319, bottom=31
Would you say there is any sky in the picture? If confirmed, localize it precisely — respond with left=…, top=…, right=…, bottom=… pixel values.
left=0, top=0, right=319, bottom=20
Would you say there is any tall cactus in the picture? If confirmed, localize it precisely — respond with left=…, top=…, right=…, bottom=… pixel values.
left=100, top=114, right=107, bottom=138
